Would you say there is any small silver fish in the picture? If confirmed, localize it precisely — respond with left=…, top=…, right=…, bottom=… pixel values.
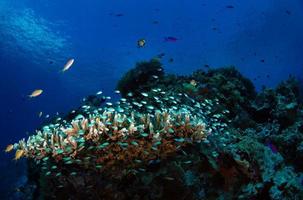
left=38, top=111, right=43, bottom=118
left=106, top=102, right=113, bottom=106
left=163, top=177, right=175, bottom=181
left=62, top=58, right=74, bottom=72
left=147, top=105, right=154, bottom=110
left=120, top=98, right=127, bottom=102
left=141, top=92, right=148, bottom=97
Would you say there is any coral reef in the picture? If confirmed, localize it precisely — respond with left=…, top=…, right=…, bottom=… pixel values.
left=6, top=60, right=303, bottom=199
left=251, top=77, right=300, bottom=127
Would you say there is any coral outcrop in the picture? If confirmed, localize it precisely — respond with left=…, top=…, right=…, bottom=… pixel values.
left=6, top=60, right=303, bottom=199
left=116, top=58, right=164, bottom=96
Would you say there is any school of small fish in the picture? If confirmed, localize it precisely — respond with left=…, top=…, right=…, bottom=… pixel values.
left=6, top=85, right=228, bottom=180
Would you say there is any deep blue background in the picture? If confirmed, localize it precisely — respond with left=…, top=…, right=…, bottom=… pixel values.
left=0, top=0, right=303, bottom=198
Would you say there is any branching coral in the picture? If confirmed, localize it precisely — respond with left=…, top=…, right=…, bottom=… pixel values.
left=7, top=89, right=227, bottom=181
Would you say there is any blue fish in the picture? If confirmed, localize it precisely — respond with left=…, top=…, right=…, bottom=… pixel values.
left=266, top=141, right=278, bottom=154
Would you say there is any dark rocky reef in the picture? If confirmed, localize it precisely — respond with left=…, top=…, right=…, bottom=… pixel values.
left=251, top=77, right=300, bottom=128
left=116, top=58, right=164, bottom=96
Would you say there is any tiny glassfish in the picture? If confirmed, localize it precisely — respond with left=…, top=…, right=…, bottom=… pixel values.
left=163, top=176, right=175, bottom=181
left=141, top=92, right=148, bottom=97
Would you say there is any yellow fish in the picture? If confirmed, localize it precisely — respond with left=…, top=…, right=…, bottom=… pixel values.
left=5, top=144, right=14, bottom=153
left=137, top=39, right=146, bottom=48
left=62, top=58, right=74, bottom=72
left=14, top=149, right=24, bottom=160
left=29, top=89, right=43, bottom=98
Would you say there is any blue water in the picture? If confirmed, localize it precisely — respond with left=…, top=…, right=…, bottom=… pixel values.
left=0, top=0, right=303, bottom=198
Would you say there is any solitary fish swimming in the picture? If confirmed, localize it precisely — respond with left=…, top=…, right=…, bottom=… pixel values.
left=5, top=144, right=14, bottom=153
left=137, top=39, right=146, bottom=48
left=62, top=58, right=74, bottom=72
left=164, top=36, right=178, bottom=42
left=190, top=79, right=197, bottom=87
left=14, top=149, right=24, bottom=160
left=29, top=89, right=43, bottom=98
